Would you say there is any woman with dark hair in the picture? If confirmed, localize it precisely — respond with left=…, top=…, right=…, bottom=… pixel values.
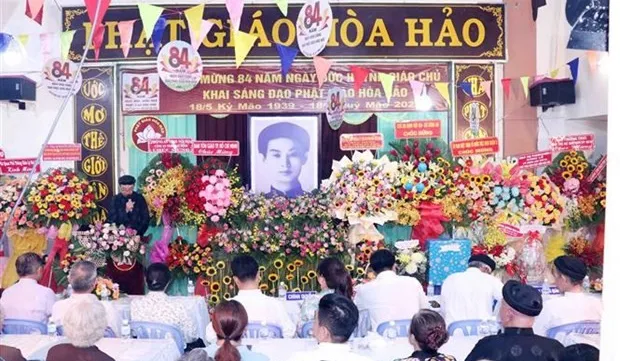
left=205, top=300, right=268, bottom=361
left=300, top=257, right=353, bottom=323
left=397, top=309, right=455, bottom=361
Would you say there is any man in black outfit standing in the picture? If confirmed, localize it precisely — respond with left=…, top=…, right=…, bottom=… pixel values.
left=465, top=280, right=565, bottom=361
left=107, top=175, right=150, bottom=236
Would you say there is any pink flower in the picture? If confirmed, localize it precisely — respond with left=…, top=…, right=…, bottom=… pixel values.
left=209, top=176, right=218, bottom=184
left=210, top=215, right=220, bottom=222
left=215, top=169, right=225, bottom=177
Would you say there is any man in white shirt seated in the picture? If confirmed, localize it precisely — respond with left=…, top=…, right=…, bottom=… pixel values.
left=354, top=249, right=428, bottom=330
left=206, top=255, right=295, bottom=342
left=440, top=254, right=504, bottom=327
left=288, top=293, right=372, bottom=361
left=534, top=256, right=602, bottom=346
left=0, top=252, right=56, bottom=323
left=50, top=260, right=121, bottom=336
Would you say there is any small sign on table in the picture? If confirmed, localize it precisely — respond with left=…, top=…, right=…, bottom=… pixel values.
left=339, top=133, right=384, bottom=151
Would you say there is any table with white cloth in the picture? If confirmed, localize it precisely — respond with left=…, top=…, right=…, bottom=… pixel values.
left=0, top=335, right=181, bottom=361
left=107, top=295, right=210, bottom=341
left=245, top=335, right=481, bottom=361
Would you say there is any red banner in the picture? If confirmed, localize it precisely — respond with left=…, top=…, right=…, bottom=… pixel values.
left=498, top=223, right=523, bottom=238
left=340, top=133, right=384, bottom=151
left=147, top=138, right=193, bottom=153
left=517, top=150, right=553, bottom=170
left=587, top=155, right=607, bottom=183
left=549, top=134, right=595, bottom=152
left=192, top=141, right=240, bottom=156
left=450, top=137, right=499, bottom=157
left=43, top=144, right=83, bottom=161
left=0, top=158, right=41, bottom=174
left=394, top=120, right=441, bottom=139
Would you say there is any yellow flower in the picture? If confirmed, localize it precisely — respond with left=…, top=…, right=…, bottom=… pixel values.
left=258, top=266, right=266, bottom=273
left=268, top=273, right=279, bottom=282
left=286, top=264, right=296, bottom=272
left=356, top=267, right=366, bottom=276
left=210, top=282, right=221, bottom=293
left=562, top=171, right=571, bottom=179
left=570, top=157, right=579, bottom=165
left=273, top=259, right=284, bottom=269
left=307, top=270, right=317, bottom=279
left=300, top=276, right=309, bottom=284
left=259, top=283, right=269, bottom=291
left=345, top=265, right=354, bottom=271
left=200, top=279, right=210, bottom=286
left=559, top=160, right=568, bottom=167
left=193, top=267, right=200, bottom=274
left=209, top=295, right=220, bottom=304
left=223, top=293, right=231, bottom=300
left=286, top=274, right=294, bottom=281
left=292, top=287, right=301, bottom=292
left=206, top=267, right=217, bottom=277
left=294, top=260, right=304, bottom=267
left=223, top=276, right=232, bottom=285
left=569, top=150, right=577, bottom=156
left=566, top=164, right=575, bottom=172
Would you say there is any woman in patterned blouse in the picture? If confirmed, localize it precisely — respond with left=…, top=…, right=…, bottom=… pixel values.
left=396, top=309, right=456, bottom=361
left=299, top=257, right=353, bottom=324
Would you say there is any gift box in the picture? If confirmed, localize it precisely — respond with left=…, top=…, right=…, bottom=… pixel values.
left=427, top=239, right=472, bottom=285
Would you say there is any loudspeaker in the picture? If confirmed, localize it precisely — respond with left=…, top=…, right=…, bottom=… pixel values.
left=0, top=76, right=36, bottom=102
left=529, top=79, right=576, bottom=111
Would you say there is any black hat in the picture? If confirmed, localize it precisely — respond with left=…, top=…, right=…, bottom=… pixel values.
left=502, top=280, right=543, bottom=317
left=554, top=255, right=587, bottom=281
left=469, top=254, right=496, bottom=272
left=118, top=175, right=136, bottom=185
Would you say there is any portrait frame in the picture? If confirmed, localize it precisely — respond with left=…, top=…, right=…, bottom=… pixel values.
left=248, top=114, right=320, bottom=197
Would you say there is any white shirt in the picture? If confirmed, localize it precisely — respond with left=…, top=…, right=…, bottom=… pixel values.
left=354, top=271, right=428, bottom=330
left=130, top=291, right=199, bottom=343
left=50, top=293, right=121, bottom=336
left=0, top=278, right=56, bottom=323
left=206, top=289, right=296, bottom=342
left=288, top=342, right=373, bottom=361
left=533, top=291, right=603, bottom=347
left=440, top=267, right=504, bottom=327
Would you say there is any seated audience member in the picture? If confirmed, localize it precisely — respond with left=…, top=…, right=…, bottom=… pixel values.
left=440, top=254, right=503, bottom=327
left=0, top=252, right=55, bottom=323
left=465, top=281, right=565, bottom=361
left=288, top=294, right=373, bottom=361
left=354, top=249, right=427, bottom=330
left=50, top=260, right=120, bottom=335
left=206, top=300, right=268, bottom=361
left=563, top=343, right=599, bottom=361
left=0, top=305, right=27, bottom=361
left=300, top=257, right=353, bottom=323
left=131, top=263, right=201, bottom=348
left=47, top=300, right=114, bottom=361
left=397, top=309, right=455, bottom=361
left=178, top=349, right=211, bottom=361
left=206, top=255, right=295, bottom=342
left=534, top=256, right=602, bottom=346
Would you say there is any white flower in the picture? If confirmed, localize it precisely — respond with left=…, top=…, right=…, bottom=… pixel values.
left=405, top=262, right=418, bottom=275
left=411, top=252, right=426, bottom=264
left=123, top=250, right=130, bottom=257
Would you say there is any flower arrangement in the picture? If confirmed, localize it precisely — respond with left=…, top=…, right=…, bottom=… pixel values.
left=0, top=176, right=32, bottom=230
left=94, top=277, right=120, bottom=300
left=73, top=223, right=146, bottom=266
left=523, top=174, right=565, bottom=226
left=166, top=236, right=213, bottom=279
left=545, top=151, right=592, bottom=196
left=565, top=235, right=603, bottom=271
left=53, top=244, right=106, bottom=288
left=394, top=240, right=427, bottom=276
left=24, top=168, right=97, bottom=227
left=470, top=223, right=523, bottom=281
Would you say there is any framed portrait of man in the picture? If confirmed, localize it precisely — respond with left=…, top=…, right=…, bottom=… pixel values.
left=249, top=115, right=319, bottom=198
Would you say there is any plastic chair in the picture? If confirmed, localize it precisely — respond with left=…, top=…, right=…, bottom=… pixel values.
left=57, top=325, right=116, bottom=338
left=300, top=321, right=314, bottom=338
left=130, top=321, right=185, bottom=354
left=546, top=321, right=600, bottom=344
left=352, top=309, right=371, bottom=338
left=376, top=320, right=411, bottom=338
left=244, top=322, right=283, bottom=339
left=448, top=319, right=500, bottom=336
left=2, top=319, right=47, bottom=335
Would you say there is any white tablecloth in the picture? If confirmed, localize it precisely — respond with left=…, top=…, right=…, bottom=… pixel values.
left=0, top=335, right=181, bottom=361
left=108, top=295, right=210, bottom=341
left=246, top=335, right=481, bottom=361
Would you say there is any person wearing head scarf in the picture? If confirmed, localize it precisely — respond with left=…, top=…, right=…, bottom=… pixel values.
left=533, top=256, right=602, bottom=347
left=440, top=254, right=504, bottom=327
left=465, top=281, right=565, bottom=361
left=107, top=175, right=150, bottom=236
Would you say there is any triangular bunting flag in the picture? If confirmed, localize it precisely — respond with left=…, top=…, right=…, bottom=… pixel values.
left=184, top=4, right=204, bottom=42
left=313, top=56, right=332, bottom=88
left=481, top=80, right=492, bottom=104
left=586, top=51, right=598, bottom=72
left=409, top=80, right=425, bottom=98
left=567, top=58, right=580, bottom=84
left=17, top=34, right=29, bottom=47
left=25, top=1, right=43, bottom=25
left=275, top=43, right=298, bottom=77
left=117, top=20, right=136, bottom=58
left=379, top=73, right=395, bottom=103
left=233, top=30, right=258, bottom=68
left=190, top=20, right=214, bottom=51
left=60, top=30, right=76, bottom=61
left=460, top=82, right=473, bottom=97
left=226, top=0, right=244, bottom=31
left=138, top=4, right=165, bottom=41
left=152, top=16, right=167, bottom=54
left=501, top=78, right=511, bottom=99
left=92, top=24, right=105, bottom=60
left=520, top=76, right=530, bottom=98
left=350, top=66, right=370, bottom=92
left=84, top=0, right=110, bottom=30
left=0, top=34, right=11, bottom=53
left=26, top=0, right=44, bottom=24
left=550, top=68, right=560, bottom=79
left=275, top=0, right=288, bottom=16
left=435, top=82, right=451, bottom=107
